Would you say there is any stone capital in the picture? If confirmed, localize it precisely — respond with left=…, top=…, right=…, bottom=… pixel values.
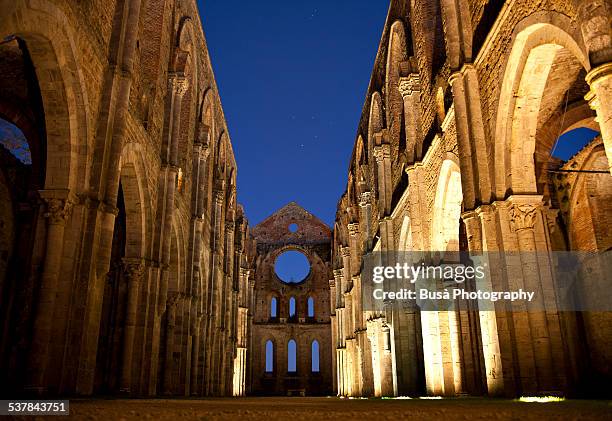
left=39, top=191, right=74, bottom=225
left=347, top=223, right=360, bottom=236
left=213, top=189, right=224, bottom=205
left=170, top=75, right=189, bottom=97
left=398, top=74, right=421, bottom=97
left=333, top=269, right=344, bottom=279
left=359, top=191, right=372, bottom=207
left=122, top=258, right=146, bottom=283
left=225, top=221, right=235, bottom=232
left=340, top=246, right=351, bottom=258
left=508, top=196, right=542, bottom=232
left=373, top=143, right=391, bottom=163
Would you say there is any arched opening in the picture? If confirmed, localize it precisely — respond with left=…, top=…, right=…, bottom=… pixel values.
left=265, top=340, right=274, bottom=373
left=494, top=21, right=591, bottom=197
left=552, top=128, right=600, bottom=161
left=421, top=159, right=464, bottom=396
left=274, top=250, right=310, bottom=284
left=307, top=296, right=314, bottom=318
left=289, top=296, right=296, bottom=319
left=311, top=340, right=320, bottom=373
left=270, top=297, right=278, bottom=319
left=287, top=339, right=297, bottom=373
left=0, top=35, right=53, bottom=389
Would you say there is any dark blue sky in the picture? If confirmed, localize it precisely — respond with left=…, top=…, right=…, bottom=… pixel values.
left=198, top=0, right=389, bottom=227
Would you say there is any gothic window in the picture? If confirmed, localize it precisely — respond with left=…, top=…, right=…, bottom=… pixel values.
left=265, top=340, right=274, bottom=373
left=270, top=297, right=278, bottom=318
left=311, top=340, right=320, bottom=373
left=307, top=296, right=314, bottom=318
left=289, top=296, right=296, bottom=317
left=288, top=339, right=297, bottom=373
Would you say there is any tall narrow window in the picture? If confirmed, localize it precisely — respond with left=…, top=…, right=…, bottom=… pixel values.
left=270, top=297, right=278, bottom=318
left=288, top=339, right=297, bottom=373
left=289, top=296, right=296, bottom=317
left=265, top=340, right=274, bottom=373
left=307, top=296, right=314, bottom=318
left=311, top=340, right=320, bottom=372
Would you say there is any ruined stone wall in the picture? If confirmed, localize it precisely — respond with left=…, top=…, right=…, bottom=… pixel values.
left=249, top=203, right=333, bottom=396
left=332, top=0, right=612, bottom=399
left=0, top=0, right=252, bottom=398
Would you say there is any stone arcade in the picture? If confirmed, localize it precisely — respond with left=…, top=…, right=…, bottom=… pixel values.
left=0, top=0, right=611, bottom=401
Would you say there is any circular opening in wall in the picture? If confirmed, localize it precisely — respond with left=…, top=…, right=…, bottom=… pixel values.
left=274, top=250, right=310, bottom=284
left=288, top=223, right=298, bottom=233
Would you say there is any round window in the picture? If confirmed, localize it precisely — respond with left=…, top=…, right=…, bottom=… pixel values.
left=288, top=223, right=298, bottom=233
left=274, top=250, right=310, bottom=284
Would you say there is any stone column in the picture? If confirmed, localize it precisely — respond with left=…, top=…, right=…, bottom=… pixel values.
left=26, top=191, right=74, bottom=392
left=373, top=143, right=392, bottom=216
left=163, top=293, right=180, bottom=395
left=508, top=196, right=555, bottom=394
left=159, top=75, right=189, bottom=318
left=119, top=258, right=146, bottom=394
left=449, top=65, right=491, bottom=208
left=398, top=74, right=422, bottom=163
left=358, top=192, right=372, bottom=251
left=190, top=314, right=203, bottom=396
left=586, top=63, right=612, bottom=174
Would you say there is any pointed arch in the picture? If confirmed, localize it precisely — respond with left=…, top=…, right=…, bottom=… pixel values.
left=494, top=15, right=590, bottom=198
left=0, top=0, right=90, bottom=192
left=287, top=339, right=297, bottom=373
left=311, top=340, right=320, bottom=372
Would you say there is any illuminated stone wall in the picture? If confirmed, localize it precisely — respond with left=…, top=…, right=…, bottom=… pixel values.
left=332, top=0, right=612, bottom=398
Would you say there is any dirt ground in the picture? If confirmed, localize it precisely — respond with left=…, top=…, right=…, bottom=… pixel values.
left=10, top=397, right=612, bottom=420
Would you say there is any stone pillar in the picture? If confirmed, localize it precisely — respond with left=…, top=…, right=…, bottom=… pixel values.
left=158, top=75, right=189, bottom=318
left=508, top=196, right=555, bottom=394
left=586, top=63, right=612, bottom=174
left=119, top=258, right=146, bottom=394
left=26, top=191, right=74, bottom=392
left=163, top=293, right=180, bottom=395
left=358, top=192, right=372, bottom=251
left=398, top=74, right=422, bottom=162
left=449, top=65, right=491, bottom=208
left=190, top=314, right=203, bottom=396
left=329, top=278, right=338, bottom=394
left=373, top=143, right=392, bottom=216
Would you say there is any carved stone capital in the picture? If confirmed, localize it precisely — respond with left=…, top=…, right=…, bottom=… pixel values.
left=225, top=221, right=235, bottom=232
left=122, top=258, right=146, bottom=283
left=213, top=189, right=224, bottom=205
left=171, top=75, right=189, bottom=97
left=347, top=223, right=360, bottom=236
left=359, top=191, right=372, bottom=207
left=340, top=246, right=351, bottom=258
left=41, top=195, right=74, bottom=225
left=398, top=74, right=421, bottom=97
left=373, top=144, right=391, bottom=163
left=333, top=269, right=344, bottom=279
left=509, top=203, right=539, bottom=232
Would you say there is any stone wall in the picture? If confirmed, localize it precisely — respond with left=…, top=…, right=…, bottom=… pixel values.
left=0, top=0, right=252, bottom=398
left=249, top=203, right=333, bottom=396
left=332, top=0, right=612, bottom=398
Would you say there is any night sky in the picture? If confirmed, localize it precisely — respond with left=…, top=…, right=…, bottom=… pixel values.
left=198, top=0, right=389, bottom=227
